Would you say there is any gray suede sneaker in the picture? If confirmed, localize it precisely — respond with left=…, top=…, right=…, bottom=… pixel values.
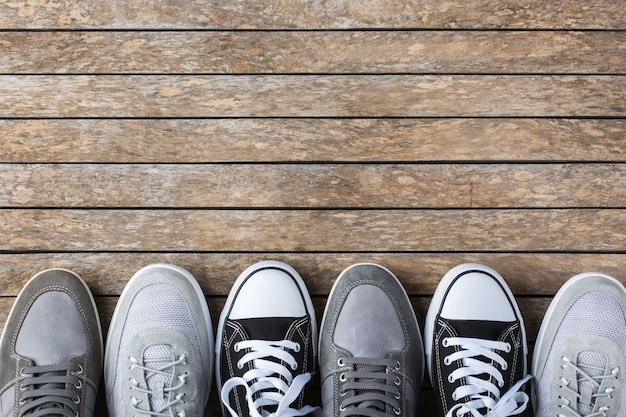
left=0, top=269, right=103, bottom=417
left=104, top=264, right=214, bottom=417
left=533, top=273, right=626, bottom=417
left=319, top=263, right=424, bottom=417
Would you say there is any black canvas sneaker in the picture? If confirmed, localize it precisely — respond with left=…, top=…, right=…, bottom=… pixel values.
left=216, top=260, right=318, bottom=417
left=425, top=263, right=531, bottom=417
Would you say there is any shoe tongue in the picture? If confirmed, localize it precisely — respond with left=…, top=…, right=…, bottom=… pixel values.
left=576, top=351, right=606, bottom=416
left=237, top=317, right=301, bottom=341
left=446, top=319, right=515, bottom=341
left=144, top=344, right=174, bottom=412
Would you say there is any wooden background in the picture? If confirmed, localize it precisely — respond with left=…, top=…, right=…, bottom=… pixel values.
left=0, top=1, right=624, bottom=416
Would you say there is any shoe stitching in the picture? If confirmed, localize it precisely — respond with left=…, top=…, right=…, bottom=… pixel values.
left=435, top=318, right=460, bottom=415
left=332, top=278, right=412, bottom=355
left=224, top=320, right=248, bottom=416
left=499, top=324, right=521, bottom=390
left=10, top=284, right=94, bottom=414
left=287, top=317, right=312, bottom=409
left=12, top=285, right=93, bottom=356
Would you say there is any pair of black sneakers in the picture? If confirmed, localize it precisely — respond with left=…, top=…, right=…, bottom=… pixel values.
left=217, top=261, right=531, bottom=417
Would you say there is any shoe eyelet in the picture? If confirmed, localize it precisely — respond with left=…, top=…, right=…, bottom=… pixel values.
left=74, top=380, right=83, bottom=389
left=294, top=343, right=301, bottom=352
left=504, top=343, right=511, bottom=353
left=448, top=375, right=455, bottom=383
left=291, top=362, right=298, bottom=371
left=501, top=363, right=508, bottom=371
left=77, top=365, right=84, bottom=375
left=234, top=343, right=241, bottom=353
left=394, top=361, right=401, bottom=371
left=237, top=362, right=244, bottom=370
left=393, top=407, right=401, bottom=415
left=337, top=358, right=345, bottom=367
left=339, top=373, right=347, bottom=382
left=394, top=376, right=401, bottom=386
left=394, top=392, right=401, bottom=400
left=452, top=393, right=458, bottom=401
left=444, top=357, right=451, bottom=366
left=498, top=380, right=504, bottom=388
left=442, top=338, right=450, bottom=347
left=339, top=405, right=347, bottom=412
left=73, top=396, right=81, bottom=404
left=340, top=390, right=346, bottom=396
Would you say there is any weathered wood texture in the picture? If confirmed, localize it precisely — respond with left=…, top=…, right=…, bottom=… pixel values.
left=2, top=119, right=625, bottom=162
left=0, top=0, right=624, bottom=29
left=0, top=1, right=624, bottom=417
left=1, top=163, right=625, bottom=208
left=1, top=209, right=624, bottom=252
left=2, top=75, right=625, bottom=117
left=2, top=31, right=625, bottom=74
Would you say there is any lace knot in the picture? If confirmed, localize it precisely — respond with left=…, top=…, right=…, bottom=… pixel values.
left=221, top=339, right=318, bottom=417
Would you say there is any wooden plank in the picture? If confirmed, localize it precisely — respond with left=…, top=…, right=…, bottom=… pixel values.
left=2, top=119, right=625, bottom=163
left=0, top=209, right=623, bottom=252
left=1, top=75, right=624, bottom=118
left=2, top=31, right=624, bottom=74
left=1, top=163, right=624, bottom=208
left=0, top=252, right=623, bottom=296
left=0, top=0, right=623, bottom=29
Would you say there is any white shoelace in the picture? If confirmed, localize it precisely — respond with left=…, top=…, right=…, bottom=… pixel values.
left=443, top=337, right=531, bottom=417
left=128, top=353, right=189, bottom=417
left=557, top=356, right=619, bottom=417
left=220, top=340, right=318, bottom=417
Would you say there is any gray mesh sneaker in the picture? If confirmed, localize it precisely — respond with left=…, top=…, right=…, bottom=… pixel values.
left=425, top=263, right=531, bottom=417
left=0, top=269, right=103, bottom=417
left=533, top=272, right=626, bottom=417
left=104, top=264, right=214, bottom=417
left=216, top=260, right=318, bottom=417
left=319, top=263, right=424, bottom=417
